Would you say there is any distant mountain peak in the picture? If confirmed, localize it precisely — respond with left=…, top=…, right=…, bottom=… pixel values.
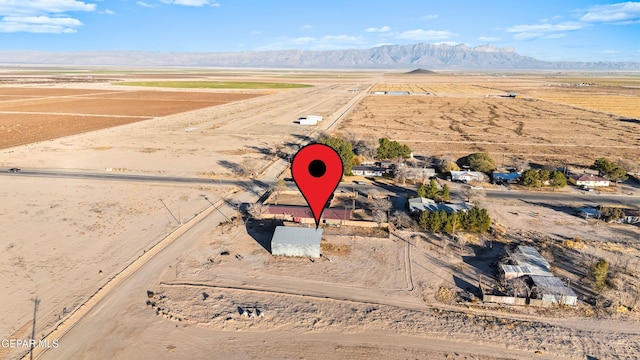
left=0, top=43, right=637, bottom=70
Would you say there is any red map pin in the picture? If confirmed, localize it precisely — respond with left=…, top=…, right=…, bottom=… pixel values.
left=291, top=143, right=343, bottom=229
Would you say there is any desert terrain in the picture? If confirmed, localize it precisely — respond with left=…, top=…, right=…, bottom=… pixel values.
left=1, top=69, right=639, bottom=360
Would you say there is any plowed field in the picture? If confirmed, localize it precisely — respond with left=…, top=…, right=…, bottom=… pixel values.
left=0, top=88, right=262, bottom=149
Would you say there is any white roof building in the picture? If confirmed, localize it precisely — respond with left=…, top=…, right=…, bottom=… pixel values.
left=408, top=197, right=474, bottom=214
left=271, top=226, right=322, bottom=258
left=450, top=171, right=485, bottom=182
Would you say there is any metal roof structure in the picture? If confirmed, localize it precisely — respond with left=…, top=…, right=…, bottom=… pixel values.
left=501, top=246, right=553, bottom=280
left=408, top=197, right=474, bottom=214
left=271, top=226, right=322, bottom=258
left=531, top=275, right=577, bottom=306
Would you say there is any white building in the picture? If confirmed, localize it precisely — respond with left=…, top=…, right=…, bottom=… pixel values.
left=271, top=226, right=322, bottom=258
left=569, top=174, right=610, bottom=187
left=351, top=166, right=385, bottom=177
left=298, top=118, right=318, bottom=125
left=450, top=171, right=485, bottom=183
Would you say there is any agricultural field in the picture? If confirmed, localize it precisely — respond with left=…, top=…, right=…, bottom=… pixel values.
left=341, top=75, right=640, bottom=167
left=116, top=81, right=313, bottom=89
left=370, top=83, right=505, bottom=95
left=0, top=87, right=263, bottom=149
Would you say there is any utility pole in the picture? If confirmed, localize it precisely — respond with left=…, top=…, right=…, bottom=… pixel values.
left=159, top=199, right=180, bottom=224
left=30, top=297, right=40, bottom=360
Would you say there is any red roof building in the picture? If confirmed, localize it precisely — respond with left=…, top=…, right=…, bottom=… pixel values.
left=266, top=205, right=351, bottom=222
left=569, top=174, right=610, bottom=187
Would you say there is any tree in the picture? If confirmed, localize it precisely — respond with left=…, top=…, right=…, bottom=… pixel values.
left=272, top=179, right=286, bottom=205
left=247, top=202, right=269, bottom=219
left=237, top=158, right=259, bottom=177
left=370, top=197, right=392, bottom=211
left=439, top=158, right=460, bottom=173
left=592, top=258, right=609, bottom=290
left=319, top=137, right=354, bottom=175
left=417, top=183, right=427, bottom=198
left=391, top=210, right=413, bottom=229
left=520, top=169, right=540, bottom=189
left=372, top=210, right=387, bottom=225
left=376, top=138, right=412, bottom=159
left=425, top=179, right=439, bottom=200
left=593, top=157, right=628, bottom=182
left=461, top=152, right=495, bottom=173
left=440, top=184, right=450, bottom=201
left=538, top=169, right=550, bottom=187
left=394, top=166, right=409, bottom=185
left=549, top=170, right=567, bottom=191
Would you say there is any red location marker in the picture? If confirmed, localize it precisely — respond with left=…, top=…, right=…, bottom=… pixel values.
left=291, top=143, right=343, bottom=229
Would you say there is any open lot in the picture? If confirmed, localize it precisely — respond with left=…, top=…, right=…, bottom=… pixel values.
left=339, top=74, right=640, bottom=167
left=1, top=69, right=639, bottom=359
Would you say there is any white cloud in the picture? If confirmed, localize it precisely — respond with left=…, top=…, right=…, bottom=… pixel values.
left=0, top=0, right=96, bottom=15
left=395, top=29, right=456, bottom=41
left=258, top=34, right=365, bottom=51
left=136, top=1, right=155, bottom=8
left=0, top=15, right=83, bottom=33
left=434, top=41, right=461, bottom=46
left=365, top=25, right=390, bottom=33
left=160, top=0, right=220, bottom=6
left=602, top=49, right=621, bottom=54
left=507, top=21, right=585, bottom=41
left=507, top=21, right=585, bottom=33
left=0, top=0, right=95, bottom=33
left=477, top=36, right=502, bottom=42
left=103, top=9, right=114, bottom=15
left=300, top=24, right=313, bottom=30
left=580, top=2, right=640, bottom=23
left=421, top=14, right=439, bottom=20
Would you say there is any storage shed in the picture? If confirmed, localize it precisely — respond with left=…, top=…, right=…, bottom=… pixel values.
left=271, top=226, right=322, bottom=258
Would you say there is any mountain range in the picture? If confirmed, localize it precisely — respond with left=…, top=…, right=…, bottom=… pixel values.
left=1, top=43, right=638, bottom=70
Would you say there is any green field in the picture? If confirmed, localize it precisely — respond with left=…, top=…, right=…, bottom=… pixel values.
left=116, top=81, right=313, bottom=89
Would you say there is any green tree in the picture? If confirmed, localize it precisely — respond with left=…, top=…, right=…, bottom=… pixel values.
left=425, top=179, right=439, bottom=200
left=592, top=258, right=609, bottom=290
left=538, top=169, right=550, bottom=187
left=319, top=137, right=354, bottom=175
left=593, top=157, right=628, bottom=182
left=549, top=170, right=567, bottom=191
left=376, top=138, right=412, bottom=159
left=440, top=184, right=450, bottom=201
left=462, top=152, right=495, bottom=173
left=594, top=158, right=616, bottom=175
left=417, top=183, right=427, bottom=198
left=520, top=169, right=540, bottom=189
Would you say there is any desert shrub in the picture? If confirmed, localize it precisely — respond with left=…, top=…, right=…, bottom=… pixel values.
left=592, top=258, right=609, bottom=290
left=435, top=286, right=456, bottom=303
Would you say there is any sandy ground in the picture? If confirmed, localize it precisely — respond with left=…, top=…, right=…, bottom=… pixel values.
left=0, top=72, right=370, bottom=359
left=2, top=70, right=639, bottom=360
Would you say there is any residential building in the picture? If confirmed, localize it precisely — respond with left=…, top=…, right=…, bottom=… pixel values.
left=569, top=174, right=610, bottom=187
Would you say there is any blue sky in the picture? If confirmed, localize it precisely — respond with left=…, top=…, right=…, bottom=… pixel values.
left=0, top=0, right=638, bottom=61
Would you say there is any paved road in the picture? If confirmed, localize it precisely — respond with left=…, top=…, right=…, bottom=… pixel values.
left=484, top=188, right=640, bottom=208
left=4, top=169, right=638, bottom=209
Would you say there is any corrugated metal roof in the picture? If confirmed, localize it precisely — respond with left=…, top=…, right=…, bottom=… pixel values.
left=271, top=226, right=322, bottom=258
left=408, top=198, right=474, bottom=213
left=531, top=275, right=577, bottom=305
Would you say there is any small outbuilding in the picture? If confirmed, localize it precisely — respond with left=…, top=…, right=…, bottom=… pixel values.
left=450, top=171, right=485, bottom=183
left=271, top=226, right=323, bottom=258
left=351, top=166, right=386, bottom=177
